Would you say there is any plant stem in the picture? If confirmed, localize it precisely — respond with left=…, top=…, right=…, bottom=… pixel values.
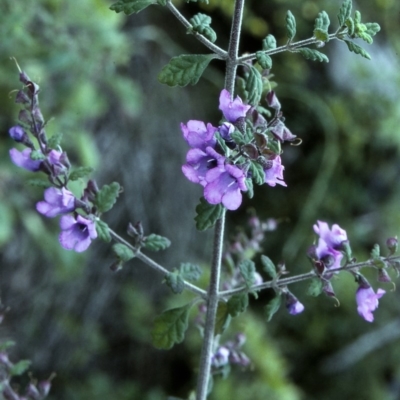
left=195, top=1, right=245, bottom=398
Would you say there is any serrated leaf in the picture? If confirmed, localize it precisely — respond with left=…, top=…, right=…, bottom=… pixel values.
left=230, top=130, right=246, bottom=145
left=165, top=270, right=185, bottom=294
left=265, top=294, right=282, bottom=322
left=27, top=179, right=51, bottom=188
left=215, top=302, right=231, bottom=335
left=152, top=304, right=191, bottom=349
left=227, top=293, right=249, bottom=317
left=109, top=0, right=155, bottom=15
left=143, top=234, right=171, bottom=251
left=285, top=10, right=296, bottom=41
left=69, top=166, right=94, bottom=181
left=189, top=13, right=216, bottom=43
left=249, top=161, right=265, bottom=185
left=365, top=22, right=380, bottom=37
left=95, top=182, right=120, bottom=213
left=0, top=340, right=16, bottom=351
left=358, top=30, right=373, bottom=45
left=96, top=219, right=112, bottom=243
left=194, top=197, right=224, bottom=231
left=256, top=52, right=273, bottom=70
left=245, top=178, right=254, bottom=199
left=158, top=54, right=214, bottom=87
left=30, top=150, right=45, bottom=161
left=346, top=17, right=355, bottom=36
left=245, top=66, right=263, bottom=106
left=314, top=11, right=330, bottom=32
left=10, top=360, right=31, bottom=376
left=296, top=48, right=329, bottom=63
left=179, top=263, right=202, bottom=281
left=157, top=0, right=166, bottom=5
left=262, top=34, right=276, bottom=51
left=307, top=278, right=323, bottom=297
left=238, top=259, right=256, bottom=289
left=261, top=255, right=277, bottom=279
left=338, top=0, right=352, bottom=27
left=47, top=132, right=63, bottom=149
left=354, top=10, right=361, bottom=24
left=112, top=243, right=135, bottom=262
left=344, top=40, right=371, bottom=59
left=313, top=28, right=329, bottom=42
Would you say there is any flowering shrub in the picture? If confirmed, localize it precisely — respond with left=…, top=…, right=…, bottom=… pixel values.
left=5, top=0, right=398, bottom=398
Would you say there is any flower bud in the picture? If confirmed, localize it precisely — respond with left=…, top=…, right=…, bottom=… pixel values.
left=285, top=291, right=304, bottom=315
left=377, top=268, right=391, bottom=283
left=9, top=126, right=26, bottom=143
left=386, top=237, right=398, bottom=255
left=15, top=89, right=30, bottom=105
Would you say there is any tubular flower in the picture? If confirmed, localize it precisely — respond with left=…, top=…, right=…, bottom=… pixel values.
left=9, top=148, right=42, bottom=171
left=204, top=162, right=247, bottom=210
left=219, top=89, right=251, bottom=123
left=36, top=187, right=76, bottom=217
left=356, top=287, right=385, bottom=322
left=181, top=120, right=217, bottom=151
left=264, top=156, right=287, bottom=187
left=59, top=214, right=97, bottom=252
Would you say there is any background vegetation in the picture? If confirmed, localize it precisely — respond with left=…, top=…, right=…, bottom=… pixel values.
left=1, top=0, right=399, bottom=398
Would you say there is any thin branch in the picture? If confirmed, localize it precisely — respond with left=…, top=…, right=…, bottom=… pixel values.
left=108, top=228, right=208, bottom=298
left=165, top=0, right=227, bottom=59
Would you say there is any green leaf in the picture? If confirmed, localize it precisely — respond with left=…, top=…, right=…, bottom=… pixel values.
left=354, top=10, right=361, bottom=24
left=215, top=132, right=229, bottom=155
left=194, top=197, right=224, bottom=231
left=256, top=51, right=273, bottom=70
left=245, top=66, right=263, bottom=106
left=245, top=178, right=254, bottom=199
left=189, top=13, right=217, bottom=43
left=95, top=182, right=120, bottom=213
left=30, top=150, right=46, bottom=161
left=27, top=179, right=51, bottom=188
left=338, top=0, right=352, bottom=27
left=215, top=302, right=231, bottom=335
left=112, top=243, right=135, bottom=262
left=230, top=130, right=246, bottom=145
left=314, top=11, right=330, bottom=32
left=69, top=166, right=94, bottom=181
left=262, top=34, right=277, bottom=51
left=143, top=234, right=171, bottom=251
left=152, top=304, right=191, bottom=349
left=158, top=54, right=214, bottom=87
left=265, top=294, right=282, bottom=322
left=249, top=160, right=265, bottom=185
left=357, top=30, right=373, bottom=44
left=47, top=132, right=63, bottom=149
left=227, top=293, right=249, bottom=317
left=238, top=259, right=256, bottom=289
left=307, top=278, right=323, bottom=297
left=343, top=40, right=371, bottom=59
left=157, top=0, right=166, bottom=4
left=109, top=0, right=155, bottom=15
left=96, top=219, right=112, bottom=243
left=261, top=255, right=277, bottom=279
left=179, top=263, right=202, bottom=281
left=0, top=340, right=16, bottom=351
left=346, top=17, right=355, bottom=36
left=314, top=29, right=329, bottom=42
left=296, top=48, right=329, bottom=63
left=165, top=270, right=185, bottom=294
left=365, top=22, right=381, bottom=37
left=285, top=10, right=296, bottom=41
left=10, top=360, right=31, bottom=376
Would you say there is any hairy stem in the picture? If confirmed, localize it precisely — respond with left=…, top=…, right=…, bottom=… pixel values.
left=108, top=227, right=207, bottom=298
left=196, top=1, right=245, bottom=398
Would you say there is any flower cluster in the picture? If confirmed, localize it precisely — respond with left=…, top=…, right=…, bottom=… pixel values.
left=181, top=89, right=294, bottom=210
left=8, top=69, right=98, bottom=253
left=311, top=221, right=386, bottom=322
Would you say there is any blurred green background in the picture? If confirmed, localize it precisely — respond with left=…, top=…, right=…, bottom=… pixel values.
left=1, top=0, right=400, bottom=399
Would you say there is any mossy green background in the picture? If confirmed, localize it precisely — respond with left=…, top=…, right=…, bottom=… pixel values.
left=0, top=0, right=400, bottom=399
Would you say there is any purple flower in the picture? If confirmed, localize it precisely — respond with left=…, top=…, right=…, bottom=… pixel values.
left=9, top=148, right=42, bottom=171
left=211, top=346, right=230, bottom=367
left=182, top=146, right=224, bottom=187
left=181, top=120, right=217, bottom=150
left=204, top=163, right=247, bottom=210
left=287, top=299, right=305, bottom=315
left=36, top=187, right=76, bottom=217
left=219, top=89, right=251, bottom=123
left=9, top=126, right=26, bottom=142
left=356, top=287, right=385, bottom=322
left=218, top=122, right=235, bottom=141
left=59, top=214, right=97, bottom=252
left=264, top=156, right=287, bottom=187
left=266, top=91, right=281, bottom=110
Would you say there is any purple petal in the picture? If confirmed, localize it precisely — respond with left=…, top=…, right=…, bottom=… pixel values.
left=219, top=89, right=251, bottom=123
left=9, top=148, right=42, bottom=171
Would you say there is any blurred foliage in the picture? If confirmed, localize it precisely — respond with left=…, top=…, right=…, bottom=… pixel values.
left=1, top=0, right=400, bottom=399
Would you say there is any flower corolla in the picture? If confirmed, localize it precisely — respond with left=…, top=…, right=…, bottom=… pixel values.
left=59, top=214, right=97, bottom=252
left=356, top=286, right=385, bottom=322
